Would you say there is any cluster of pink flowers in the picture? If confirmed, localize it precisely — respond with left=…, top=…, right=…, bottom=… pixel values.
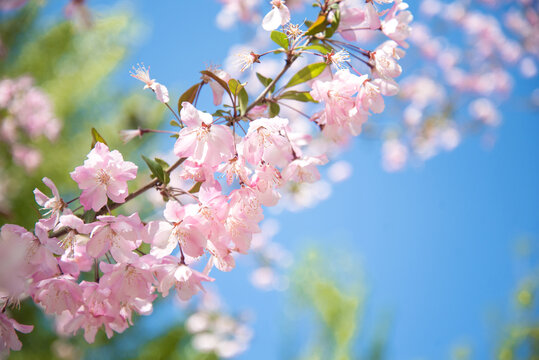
left=0, top=0, right=412, bottom=355
left=214, top=0, right=537, bottom=173
left=377, top=0, right=538, bottom=171
left=0, top=76, right=61, bottom=172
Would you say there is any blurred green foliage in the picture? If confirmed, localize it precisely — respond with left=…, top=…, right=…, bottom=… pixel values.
left=0, top=1, right=165, bottom=229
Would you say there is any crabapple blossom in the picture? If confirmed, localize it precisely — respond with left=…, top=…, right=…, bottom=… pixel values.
left=242, top=117, right=293, bottom=167
left=1, top=0, right=416, bottom=352
left=174, top=102, right=235, bottom=167
left=0, top=313, right=33, bottom=354
left=71, top=142, right=138, bottom=211
left=33, top=177, right=66, bottom=229
left=262, top=0, right=290, bottom=31
left=130, top=64, right=170, bottom=103
left=87, top=213, right=144, bottom=262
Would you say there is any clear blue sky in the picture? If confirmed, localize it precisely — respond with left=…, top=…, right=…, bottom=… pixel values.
left=44, top=1, right=539, bottom=358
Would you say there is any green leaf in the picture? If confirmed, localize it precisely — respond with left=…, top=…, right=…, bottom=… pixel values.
left=305, top=15, right=327, bottom=36
left=189, top=181, right=203, bottom=194
left=169, top=119, right=180, bottom=127
left=256, top=73, right=272, bottom=87
left=238, top=87, right=249, bottom=116
left=141, top=155, right=166, bottom=184
left=285, top=62, right=327, bottom=88
left=200, top=70, right=231, bottom=97
left=325, top=9, right=340, bottom=38
left=228, top=78, right=242, bottom=96
left=135, top=242, right=151, bottom=255
left=270, top=30, right=289, bottom=49
left=154, top=158, right=170, bottom=170
left=256, top=73, right=275, bottom=94
left=301, top=44, right=333, bottom=55
left=279, top=91, right=317, bottom=102
left=177, top=83, right=201, bottom=114
left=91, top=127, right=108, bottom=148
left=269, top=102, right=280, bottom=117
left=213, top=109, right=231, bottom=117
left=83, top=210, right=96, bottom=223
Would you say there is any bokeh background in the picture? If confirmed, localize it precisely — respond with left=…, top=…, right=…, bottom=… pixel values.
left=1, top=0, right=537, bottom=359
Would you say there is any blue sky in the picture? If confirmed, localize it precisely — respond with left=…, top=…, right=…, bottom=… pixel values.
left=44, top=1, right=539, bottom=358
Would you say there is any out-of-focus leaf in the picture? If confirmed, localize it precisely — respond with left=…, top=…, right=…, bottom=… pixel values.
left=228, top=78, right=243, bottom=96
left=325, top=9, right=340, bottom=38
left=91, top=127, right=108, bottom=147
left=305, top=15, right=327, bottom=36
left=189, top=181, right=203, bottom=194
left=239, top=87, right=249, bottom=116
left=300, top=44, right=333, bottom=55
left=285, top=62, right=327, bottom=88
left=279, top=90, right=317, bottom=102
left=256, top=72, right=275, bottom=94
left=177, top=83, right=201, bottom=114
left=269, top=102, right=280, bottom=117
left=142, top=155, right=166, bottom=184
left=270, top=30, right=289, bottom=49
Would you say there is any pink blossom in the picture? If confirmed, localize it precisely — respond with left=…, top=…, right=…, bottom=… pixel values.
left=154, top=257, right=214, bottom=301
left=12, top=145, right=41, bottom=173
left=281, top=156, right=326, bottom=183
left=0, top=0, right=28, bottom=11
left=357, top=79, right=385, bottom=113
left=33, top=177, right=66, bottom=229
left=174, top=102, right=235, bottom=167
left=338, top=5, right=367, bottom=42
left=225, top=187, right=263, bottom=254
left=56, top=281, right=125, bottom=343
left=71, top=142, right=138, bottom=211
left=0, top=312, right=33, bottom=354
left=382, top=0, right=413, bottom=48
left=250, top=163, right=282, bottom=207
left=262, top=0, right=290, bottom=31
left=149, top=201, right=207, bottom=259
left=99, top=257, right=156, bottom=316
left=87, top=213, right=143, bottom=262
left=382, top=138, right=408, bottom=172
left=202, top=68, right=231, bottom=106
left=217, top=155, right=251, bottom=185
left=241, top=117, right=293, bottom=167
left=33, top=275, right=83, bottom=315
left=371, top=42, right=403, bottom=79
left=130, top=64, right=170, bottom=103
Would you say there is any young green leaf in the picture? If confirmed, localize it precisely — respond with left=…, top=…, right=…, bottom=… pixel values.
left=256, top=73, right=276, bottom=94
left=169, top=119, right=180, bottom=127
left=256, top=72, right=272, bottom=87
left=91, top=127, right=108, bottom=148
left=141, top=155, right=166, bottom=184
left=279, top=91, right=317, bottom=102
left=305, top=15, right=327, bottom=36
left=177, top=83, right=201, bottom=114
left=189, top=181, right=203, bottom=194
left=270, top=30, right=289, bottom=49
left=269, top=102, right=280, bottom=117
left=285, top=62, right=327, bottom=88
left=228, top=78, right=242, bottom=96
left=301, top=44, right=333, bottom=55
left=83, top=209, right=96, bottom=223
left=325, top=10, right=340, bottom=38
left=154, top=157, right=170, bottom=170
left=239, top=87, right=249, bottom=116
